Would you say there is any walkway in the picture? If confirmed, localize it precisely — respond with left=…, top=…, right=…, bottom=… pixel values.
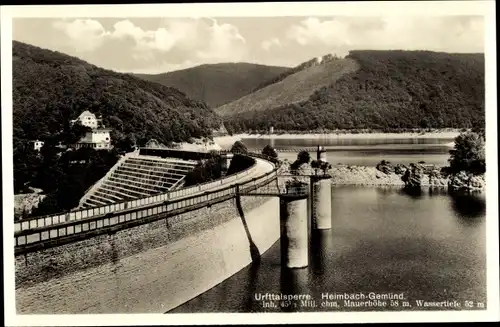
left=14, top=155, right=277, bottom=255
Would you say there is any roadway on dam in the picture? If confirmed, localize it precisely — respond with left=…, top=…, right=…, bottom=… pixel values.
left=15, top=154, right=276, bottom=236
left=15, top=156, right=280, bottom=314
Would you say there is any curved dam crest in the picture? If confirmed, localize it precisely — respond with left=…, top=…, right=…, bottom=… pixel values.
left=16, top=195, right=280, bottom=313
left=15, top=149, right=280, bottom=314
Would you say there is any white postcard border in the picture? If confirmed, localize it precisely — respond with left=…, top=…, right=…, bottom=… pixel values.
left=2, top=1, right=498, bottom=325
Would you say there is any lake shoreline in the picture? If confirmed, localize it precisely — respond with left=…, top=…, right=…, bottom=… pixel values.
left=214, top=129, right=461, bottom=147
left=281, top=163, right=485, bottom=192
left=333, top=165, right=484, bottom=191
left=329, top=165, right=443, bottom=187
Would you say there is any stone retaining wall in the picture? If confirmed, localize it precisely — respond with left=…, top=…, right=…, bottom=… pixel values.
left=16, top=192, right=280, bottom=314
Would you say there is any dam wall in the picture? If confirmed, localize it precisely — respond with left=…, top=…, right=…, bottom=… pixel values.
left=15, top=194, right=280, bottom=314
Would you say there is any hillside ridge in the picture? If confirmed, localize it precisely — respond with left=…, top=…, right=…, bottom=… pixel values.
left=216, top=56, right=359, bottom=116
left=135, top=62, right=290, bottom=108
left=221, top=50, right=485, bottom=133
left=12, top=40, right=222, bottom=147
left=249, top=53, right=342, bottom=93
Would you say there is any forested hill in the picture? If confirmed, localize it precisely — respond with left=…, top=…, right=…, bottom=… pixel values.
left=13, top=41, right=223, bottom=147
left=221, top=50, right=485, bottom=133
left=216, top=54, right=360, bottom=117
left=135, top=63, right=289, bottom=108
left=249, top=54, right=343, bottom=93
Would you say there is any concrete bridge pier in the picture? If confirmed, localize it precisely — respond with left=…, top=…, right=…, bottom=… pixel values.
left=311, top=175, right=332, bottom=229
left=311, top=175, right=332, bottom=230
left=308, top=145, right=332, bottom=230
left=279, top=187, right=309, bottom=269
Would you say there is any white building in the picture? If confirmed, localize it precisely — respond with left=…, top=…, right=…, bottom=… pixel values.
left=32, top=140, right=44, bottom=151
left=70, top=110, right=112, bottom=150
left=71, top=110, right=102, bottom=129
left=74, top=128, right=112, bottom=150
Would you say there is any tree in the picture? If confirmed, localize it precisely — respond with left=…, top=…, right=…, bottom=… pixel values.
left=220, top=51, right=484, bottom=133
left=471, top=123, right=486, bottom=139
left=13, top=40, right=222, bottom=153
left=13, top=142, right=42, bottom=193
left=311, top=159, right=332, bottom=173
left=226, top=154, right=255, bottom=176
left=231, top=140, right=248, bottom=154
left=28, top=148, right=119, bottom=217
left=60, top=121, right=91, bottom=145
left=114, top=133, right=136, bottom=153
left=262, top=144, right=278, bottom=159
left=297, top=150, right=311, bottom=165
left=184, top=153, right=223, bottom=187
left=32, top=142, right=64, bottom=193
left=290, top=151, right=312, bottom=172
left=108, top=115, right=124, bottom=131
left=448, top=131, right=485, bottom=175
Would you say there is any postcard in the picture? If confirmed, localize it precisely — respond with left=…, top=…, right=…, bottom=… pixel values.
left=2, top=1, right=498, bottom=325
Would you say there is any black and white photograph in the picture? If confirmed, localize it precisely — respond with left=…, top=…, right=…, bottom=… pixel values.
left=2, top=1, right=498, bottom=325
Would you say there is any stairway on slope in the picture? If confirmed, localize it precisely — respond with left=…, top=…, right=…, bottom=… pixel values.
left=80, top=156, right=198, bottom=209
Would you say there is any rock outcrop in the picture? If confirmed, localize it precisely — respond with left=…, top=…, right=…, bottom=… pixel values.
left=394, top=164, right=409, bottom=175
left=448, top=171, right=485, bottom=191
left=14, top=189, right=46, bottom=220
left=331, top=165, right=405, bottom=186
left=376, top=160, right=395, bottom=174
left=281, top=160, right=485, bottom=192
left=402, top=164, right=424, bottom=188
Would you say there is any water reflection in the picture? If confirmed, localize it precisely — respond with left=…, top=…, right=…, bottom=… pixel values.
left=279, top=151, right=450, bottom=167
left=241, top=136, right=454, bottom=167
left=428, top=187, right=450, bottom=197
left=375, top=186, right=401, bottom=196
left=449, top=190, right=486, bottom=223
left=399, top=187, right=424, bottom=199
left=280, top=267, right=308, bottom=312
left=309, top=229, right=332, bottom=276
left=242, top=137, right=454, bottom=148
left=235, top=195, right=261, bottom=263
left=243, top=263, right=261, bottom=312
left=171, top=185, right=486, bottom=313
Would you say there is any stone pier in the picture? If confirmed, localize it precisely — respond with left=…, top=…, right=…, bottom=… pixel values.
left=279, top=187, right=309, bottom=269
left=311, top=176, right=332, bottom=230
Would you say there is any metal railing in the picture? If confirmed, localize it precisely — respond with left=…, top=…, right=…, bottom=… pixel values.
left=169, top=176, right=186, bottom=191
left=274, top=147, right=319, bottom=153
left=13, top=150, right=274, bottom=233
left=282, top=184, right=310, bottom=196
left=14, top=152, right=279, bottom=255
left=282, top=169, right=332, bottom=176
left=237, top=181, right=309, bottom=197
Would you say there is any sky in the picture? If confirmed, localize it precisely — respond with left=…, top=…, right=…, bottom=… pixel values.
left=12, top=16, right=484, bottom=74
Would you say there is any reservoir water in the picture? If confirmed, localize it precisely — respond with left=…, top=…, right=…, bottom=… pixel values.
left=241, top=136, right=456, bottom=166
left=171, top=136, right=487, bottom=312
left=171, top=186, right=486, bottom=312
